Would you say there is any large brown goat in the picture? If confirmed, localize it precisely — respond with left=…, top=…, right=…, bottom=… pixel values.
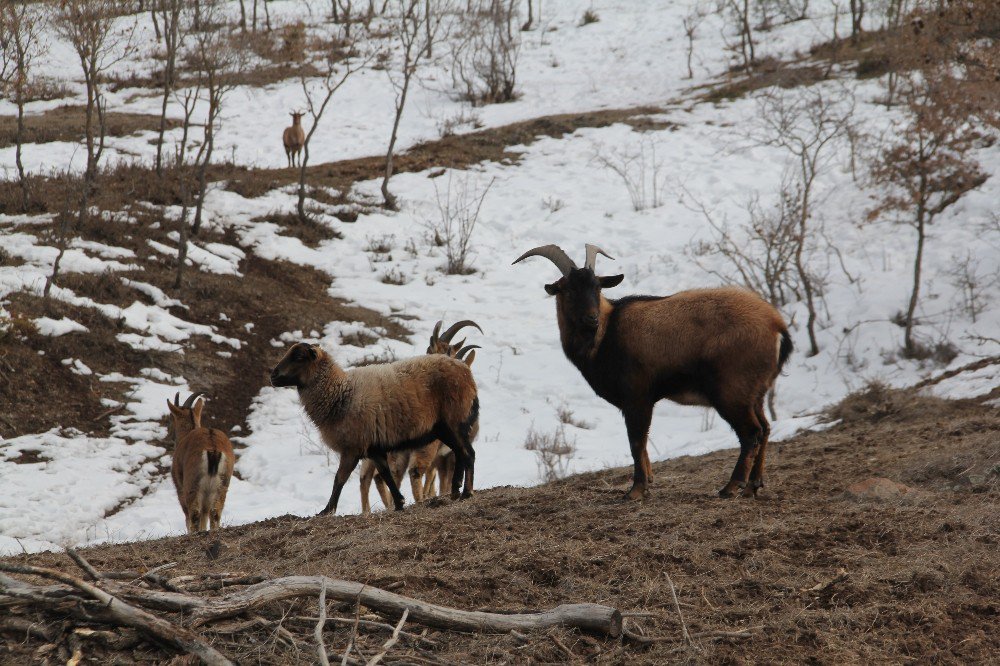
left=359, top=320, right=481, bottom=514
left=166, top=393, right=235, bottom=533
left=283, top=111, right=305, bottom=167
left=270, top=342, right=479, bottom=515
left=513, top=244, right=792, bottom=500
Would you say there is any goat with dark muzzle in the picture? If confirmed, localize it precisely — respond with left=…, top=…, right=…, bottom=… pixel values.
left=514, top=243, right=792, bottom=500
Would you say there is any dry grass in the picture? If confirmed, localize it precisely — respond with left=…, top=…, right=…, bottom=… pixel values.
left=0, top=105, right=179, bottom=149
left=2, top=388, right=997, bottom=664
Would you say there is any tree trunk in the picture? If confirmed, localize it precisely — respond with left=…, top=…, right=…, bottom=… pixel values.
left=192, top=104, right=216, bottom=236
left=381, top=74, right=411, bottom=210
left=15, top=88, right=28, bottom=211
left=904, top=176, right=927, bottom=356
left=238, top=0, right=247, bottom=32
left=522, top=0, right=533, bottom=30
left=297, top=143, right=310, bottom=222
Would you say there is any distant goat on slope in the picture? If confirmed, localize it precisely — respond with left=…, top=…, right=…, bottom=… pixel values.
left=283, top=111, right=305, bottom=167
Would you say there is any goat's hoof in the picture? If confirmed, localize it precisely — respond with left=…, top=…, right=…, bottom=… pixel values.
left=450, top=491, right=461, bottom=501
left=623, top=487, right=648, bottom=502
left=741, top=479, right=764, bottom=498
left=718, top=482, right=744, bottom=498
left=461, top=490, right=474, bottom=500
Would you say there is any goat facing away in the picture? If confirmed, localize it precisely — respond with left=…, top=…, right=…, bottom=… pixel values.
left=359, top=320, right=481, bottom=514
left=283, top=111, right=305, bottom=167
left=166, top=393, right=236, bottom=533
left=513, top=243, right=792, bottom=500
left=270, top=342, right=480, bottom=515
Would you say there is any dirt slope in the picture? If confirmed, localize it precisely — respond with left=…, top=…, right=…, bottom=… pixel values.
left=2, top=386, right=997, bottom=664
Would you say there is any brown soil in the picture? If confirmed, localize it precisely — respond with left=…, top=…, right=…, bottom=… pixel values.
left=2, top=387, right=997, bottom=664
left=0, top=105, right=179, bottom=149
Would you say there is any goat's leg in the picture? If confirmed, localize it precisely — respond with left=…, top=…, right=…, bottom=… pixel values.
left=642, top=448, right=654, bottom=483
left=359, top=459, right=376, bottom=514
left=437, top=425, right=475, bottom=499
left=409, top=468, right=424, bottom=503
left=743, top=399, right=771, bottom=498
left=623, top=404, right=654, bottom=501
left=369, top=451, right=406, bottom=511
left=320, top=452, right=360, bottom=516
left=422, top=464, right=438, bottom=498
left=716, top=402, right=763, bottom=498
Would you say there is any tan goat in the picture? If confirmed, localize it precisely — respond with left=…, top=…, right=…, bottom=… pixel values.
left=270, top=342, right=480, bottom=515
left=283, top=111, right=305, bottom=167
left=359, top=320, right=481, bottom=514
left=166, top=393, right=235, bottom=533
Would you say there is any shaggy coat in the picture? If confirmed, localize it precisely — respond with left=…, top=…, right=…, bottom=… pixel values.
left=271, top=343, right=479, bottom=515
left=515, top=244, right=791, bottom=501
left=167, top=396, right=235, bottom=533
left=283, top=112, right=305, bottom=168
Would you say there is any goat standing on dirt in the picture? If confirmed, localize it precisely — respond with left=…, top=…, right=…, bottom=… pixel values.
left=270, top=342, right=480, bottom=516
left=166, top=393, right=235, bottom=533
left=514, top=244, right=792, bottom=500
left=283, top=111, right=305, bottom=168
left=359, top=320, right=481, bottom=513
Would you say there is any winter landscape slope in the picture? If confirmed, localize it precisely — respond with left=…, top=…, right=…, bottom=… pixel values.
left=1, top=0, right=999, bottom=558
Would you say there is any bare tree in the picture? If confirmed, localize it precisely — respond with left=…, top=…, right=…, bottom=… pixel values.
left=172, top=86, right=201, bottom=289
left=0, top=1, right=44, bottom=211
left=682, top=3, right=705, bottom=80
left=54, top=0, right=136, bottom=225
left=187, top=0, right=247, bottom=235
left=295, top=33, right=373, bottom=222
left=450, top=0, right=520, bottom=105
left=868, top=76, right=985, bottom=357
left=752, top=86, right=856, bottom=357
left=380, top=0, right=449, bottom=210
left=154, top=0, right=188, bottom=178
left=717, top=0, right=755, bottom=71
left=425, top=172, right=494, bottom=274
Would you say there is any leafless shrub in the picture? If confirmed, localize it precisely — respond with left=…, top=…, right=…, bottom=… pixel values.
left=365, top=234, right=395, bottom=254
left=449, top=0, right=521, bottom=106
left=425, top=172, right=494, bottom=275
left=593, top=136, right=669, bottom=211
left=944, top=252, right=993, bottom=324
left=716, top=0, right=756, bottom=70
left=436, top=106, right=482, bottom=138
left=579, top=9, right=599, bottom=26
left=686, top=181, right=802, bottom=308
left=556, top=405, right=593, bottom=430
left=682, top=3, right=707, bottom=79
left=380, top=267, right=408, bottom=285
left=524, top=423, right=577, bottom=483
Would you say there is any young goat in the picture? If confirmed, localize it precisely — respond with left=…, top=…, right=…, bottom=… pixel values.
left=514, top=243, right=792, bottom=500
left=166, top=393, right=235, bottom=533
left=359, top=320, right=481, bottom=514
left=271, top=342, right=479, bottom=515
left=283, top=111, right=305, bottom=167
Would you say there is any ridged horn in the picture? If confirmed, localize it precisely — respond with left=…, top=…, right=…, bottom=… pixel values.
left=512, top=244, right=577, bottom=276
left=173, top=392, right=181, bottom=407
left=456, top=344, right=481, bottom=358
left=182, top=392, right=205, bottom=409
left=429, top=320, right=443, bottom=346
left=584, top=243, right=614, bottom=271
left=440, top=320, right=483, bottom=344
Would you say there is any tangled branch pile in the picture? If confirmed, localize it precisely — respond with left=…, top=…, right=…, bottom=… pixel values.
left=0, top=549, right=621, bottom=664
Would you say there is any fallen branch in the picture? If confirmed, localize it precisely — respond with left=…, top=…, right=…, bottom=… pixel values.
left=0, top=563, right=232, bottom=666
left=367, top=608, right=408, bottom=666
left=316, top=579, right=331, bottom=666
left=294, top=615, right=438, bottom=647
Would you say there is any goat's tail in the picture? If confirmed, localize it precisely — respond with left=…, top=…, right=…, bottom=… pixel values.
left=777, top=328, right=793, bottom=375
left=206, top=450, right=222, bottom=477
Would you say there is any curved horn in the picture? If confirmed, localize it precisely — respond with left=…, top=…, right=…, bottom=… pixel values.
left=584, top=243, right=614, bottom=271
left=512, top=244, right=576, bottom=276
left=182, top=392, right=205, bottom=409
left=429, top=320, right=443, bottom=346
left=456, top=344, right=481, bottom=358
left=440, top=320, right=483, bottom=344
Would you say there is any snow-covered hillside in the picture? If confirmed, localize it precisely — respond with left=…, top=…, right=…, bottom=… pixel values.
left=1, top=0, right=998, bottom=555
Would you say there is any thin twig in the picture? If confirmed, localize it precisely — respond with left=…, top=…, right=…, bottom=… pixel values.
left=367, top=608, right=408, bottom=666
left=316, top=579, right=330, bottom=666
left=548, top=632, right=576, bottom=661
left=664, top=571, right=693, bottom=647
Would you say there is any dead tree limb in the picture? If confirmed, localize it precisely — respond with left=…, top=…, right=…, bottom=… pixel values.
left=0, top=563, right=232, bottom=666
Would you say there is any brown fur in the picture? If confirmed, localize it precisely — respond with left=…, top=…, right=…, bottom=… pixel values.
left=525, top=248, right=791, bottom=502
left=166, top=398, right=235, bottom=534
left=271, top=342, right=479, bottom=515
left=283, top=112, right=305, bottom=168
left=359, top=321, right=480, bottom=514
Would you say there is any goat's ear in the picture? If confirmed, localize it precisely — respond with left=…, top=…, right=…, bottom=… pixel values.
left=167, top=400, right=182, bottom=417
left=544, top=278, right=565, bottom=295
left=598, top=274, right=624, bottom=289
left=192, top=398, right=205, bottom=426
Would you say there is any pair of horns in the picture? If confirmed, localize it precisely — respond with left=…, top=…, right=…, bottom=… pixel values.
left=511, top=243, right=614, bottom=276
left=429, top=320, right=483, bottom=347
left=173, top=392, right=205, bottom=409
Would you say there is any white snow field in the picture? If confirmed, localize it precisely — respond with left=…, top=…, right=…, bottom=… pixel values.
left=1, top=1, right=998, bottom=554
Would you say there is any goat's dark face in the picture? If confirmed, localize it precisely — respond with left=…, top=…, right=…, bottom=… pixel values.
left=546, top=268, right=624, bottom=356
left=270, top=342, right=320, bottom=388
